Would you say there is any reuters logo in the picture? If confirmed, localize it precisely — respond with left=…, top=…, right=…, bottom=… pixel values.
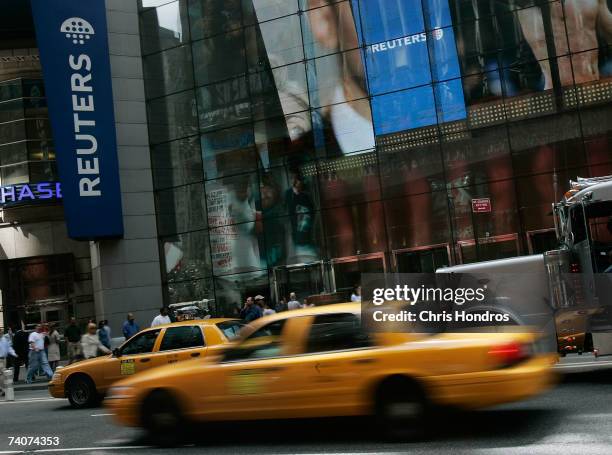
left=432, top=28, right=444, bottom=40
left=60, top=17, right=95, bottom=45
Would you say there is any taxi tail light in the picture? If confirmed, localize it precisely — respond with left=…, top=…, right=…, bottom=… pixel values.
left=488, top=342, right=531, bottom=368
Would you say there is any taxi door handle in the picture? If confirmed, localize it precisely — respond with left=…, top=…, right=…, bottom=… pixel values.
left=139, top=358, right=150, bottom=363
left=191, top=352, right=201, bottom=357
left=353, top=358, right=377, bottom=365
left=315, top=362, right=338, bottom=372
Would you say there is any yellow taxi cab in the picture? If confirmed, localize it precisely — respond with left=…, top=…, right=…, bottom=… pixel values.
left=106, top=303, right=557, bottom=444
left=49, top=318, right=243, bottom=408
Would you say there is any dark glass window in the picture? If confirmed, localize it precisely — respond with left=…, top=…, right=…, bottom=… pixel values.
left=159, top=326, right=205, bottom=350
left=192, top=30, right=247, bottom=87
left=305, top=313, right=372, bottom=354
left=121, top=329, right=161, bottom=355
left=140, top=0, right=190, bottom=55
left=143, top=45, right=195, bottom=98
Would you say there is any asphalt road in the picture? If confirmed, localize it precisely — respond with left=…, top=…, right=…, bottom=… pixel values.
left=1, top=368, right=612, bottom=455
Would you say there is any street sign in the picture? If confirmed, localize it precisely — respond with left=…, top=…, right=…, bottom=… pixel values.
left=472, top=198, right=492, bottom=213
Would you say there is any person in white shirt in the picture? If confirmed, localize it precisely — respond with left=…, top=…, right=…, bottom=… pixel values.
left=151, top=307, right=172, bottom=327
left=287, top=292, right=301, bottom=310
left=81, top=323, right=111, bottom=359
left=0, top=329, right=17, bottom=396
left=262, top=300, right=276, bottom=316
left=26, top=325, right=53, bottom=383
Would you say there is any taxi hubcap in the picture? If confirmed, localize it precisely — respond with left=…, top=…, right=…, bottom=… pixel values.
left=387, top=401, right=421, bottom=419
left=151, top=411, right=177, bottom=428
left=72, top=384, right=88, bottom=404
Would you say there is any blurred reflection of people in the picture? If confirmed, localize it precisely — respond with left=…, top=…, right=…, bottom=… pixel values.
left=517, top=0, right=612, bottom=89
left=351, top=285, right=362, bottom=302
left=285, top=170, right=317, bottom=260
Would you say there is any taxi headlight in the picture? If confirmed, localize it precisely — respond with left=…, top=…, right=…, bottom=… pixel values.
left=107, top=386, right=135, bottom=400
left=51, top=372, right=63, bottom=382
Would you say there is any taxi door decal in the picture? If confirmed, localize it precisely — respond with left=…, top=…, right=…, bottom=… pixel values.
left=228, top=369, right=266, bottom=395
left=120, top=359, right=136, bottom=375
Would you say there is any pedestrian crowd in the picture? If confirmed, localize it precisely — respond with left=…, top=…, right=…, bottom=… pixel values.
left=0, top=287, right=360, bottom=389
left=235, top=291, right=316, bottom=323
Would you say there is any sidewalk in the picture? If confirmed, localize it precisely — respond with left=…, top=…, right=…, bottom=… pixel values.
left=554, top=352, right=612, bottom=373
left=10, top=360, right=70, bottom=392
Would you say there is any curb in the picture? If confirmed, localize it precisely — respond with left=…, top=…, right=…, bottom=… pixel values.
left=15, top=384, right=49, bottom=392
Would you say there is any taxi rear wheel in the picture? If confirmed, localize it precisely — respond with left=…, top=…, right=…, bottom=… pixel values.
left=375, top=377, right=429, bottom=441
left=66, top=375, right=99, bottom=409
left=141, top=390, right=186, bottom=447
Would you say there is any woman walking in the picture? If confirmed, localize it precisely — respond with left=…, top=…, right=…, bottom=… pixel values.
left=47, top=323, right=61, bottom=372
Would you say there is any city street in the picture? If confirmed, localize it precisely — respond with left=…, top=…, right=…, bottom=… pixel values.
left=1, top=362, right=612, bottom=455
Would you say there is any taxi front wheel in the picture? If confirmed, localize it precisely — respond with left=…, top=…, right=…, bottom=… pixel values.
left=374, top=378, right=429, bottom=441
left=66, top=376, right=99, bottom=409
left=141, top=390, right=186, bottom=447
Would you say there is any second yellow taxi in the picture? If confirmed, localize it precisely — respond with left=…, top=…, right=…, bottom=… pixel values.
left=49, top=318, right=243, bottom=408
left=106, top=303, right=557, bottom=445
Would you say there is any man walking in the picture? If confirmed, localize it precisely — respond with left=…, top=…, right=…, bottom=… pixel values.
left=151, top=307, right=171, bottom=327
left=122, top=313, right=140, bottom=340
left=0, top=328, right=17, bottom=396
left=26, top=325, right=53, bottom=384
left=64, top=317, right=82, bottom=364
left=11, top=326, right=28, bottom=382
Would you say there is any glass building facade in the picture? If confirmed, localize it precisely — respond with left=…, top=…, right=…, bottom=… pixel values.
left=138, top=0, right=612, bottom=315
left=0, top=76, right=57, bottom=186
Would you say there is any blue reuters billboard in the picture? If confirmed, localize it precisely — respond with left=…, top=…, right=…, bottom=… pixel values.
left=31, top=0, right=124, bottom=240
left=353, top=0, right=467, bottom=135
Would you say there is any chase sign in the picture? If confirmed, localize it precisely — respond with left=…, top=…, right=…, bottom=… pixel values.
left=0, top=182, right=63, bottom=208
left=31, top=0, right=123, bottom=240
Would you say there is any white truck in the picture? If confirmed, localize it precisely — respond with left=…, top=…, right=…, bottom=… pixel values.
left=437, top=176, right=612, bottom=356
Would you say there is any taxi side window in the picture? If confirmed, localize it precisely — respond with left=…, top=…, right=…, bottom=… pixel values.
left=216, top=321, right=245, bottom=340
left=159, top=326, right=205, bottom=351
left=120, top=329, right=160, bottom=356
left=221, top=320, right=286, bottom=362
left=305, top=313, right=372, bottom=354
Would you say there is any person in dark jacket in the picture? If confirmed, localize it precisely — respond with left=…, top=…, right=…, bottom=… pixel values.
left=241, top=296, right=263, bottom=323
left=64, top=317, right=82, bottom=364
left=97, top=320, right=111, bottom=349
left=11, top=327, right=29, bottom=382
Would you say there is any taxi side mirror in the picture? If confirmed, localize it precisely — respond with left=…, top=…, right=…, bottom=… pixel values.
left=112, top=348, right=121, bottom=357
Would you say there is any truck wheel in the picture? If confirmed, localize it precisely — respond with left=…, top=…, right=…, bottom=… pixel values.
left=375, top=377, right=428, bottom=441
left=67, top=376, right=98, bottom=409
left=141, top=390, right=186, bottom=447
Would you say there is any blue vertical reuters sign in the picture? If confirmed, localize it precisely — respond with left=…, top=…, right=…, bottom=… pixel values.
left=31, top=0, right=124, bottom=239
